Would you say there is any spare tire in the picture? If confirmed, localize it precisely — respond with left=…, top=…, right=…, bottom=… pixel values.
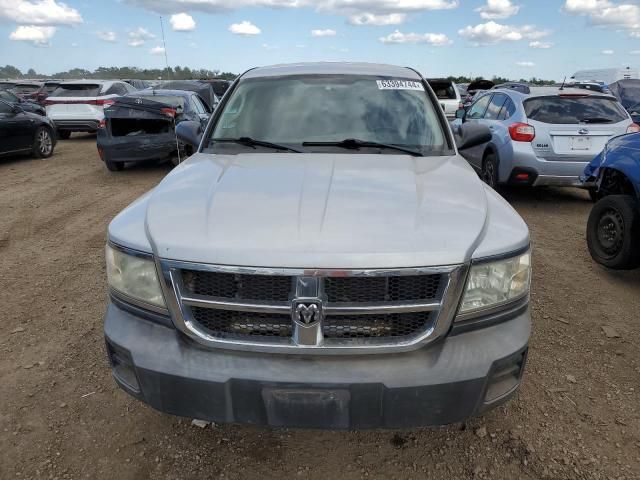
left=587, top=195, right=640, bottom=270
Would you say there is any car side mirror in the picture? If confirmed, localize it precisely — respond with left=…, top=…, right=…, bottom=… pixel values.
left=455, top=108, right=466, bottom=120
left=457, top=123, right=492, bottom=151
left=175, top=120, right=203, bottom=149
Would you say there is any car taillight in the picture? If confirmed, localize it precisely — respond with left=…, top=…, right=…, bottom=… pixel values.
left=160, top=107, right=176, bottom=118
left=509, top=122, right=536, bottom=142
left=98, top=119, right=106, bottom=129
left=627, top=123, right=640, bottom=133
left=96, top=99, right=115, bottom=107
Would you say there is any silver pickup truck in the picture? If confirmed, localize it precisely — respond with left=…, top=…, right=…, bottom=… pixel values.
left=104, top=63, right=532, bottom=429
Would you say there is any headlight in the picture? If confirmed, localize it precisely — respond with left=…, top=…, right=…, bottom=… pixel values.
left=459, top=251, right=531, bottom=316
left=106, top=245, right=166, bottom=309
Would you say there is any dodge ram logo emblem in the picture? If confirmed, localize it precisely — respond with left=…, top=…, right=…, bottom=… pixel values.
left=292, top=300, right=322, bottom=326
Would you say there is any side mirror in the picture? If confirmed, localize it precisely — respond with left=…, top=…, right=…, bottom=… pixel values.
left=455, top=108, right=466, bottom=120
left=457, top=123, right=492, bottom=151
left=176, top=121, right=203, bottom=149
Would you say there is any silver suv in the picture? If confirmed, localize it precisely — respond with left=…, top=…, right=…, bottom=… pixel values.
left=103, top=63, right=531, bottom=429
left=453, top=86, right=638, bottom=189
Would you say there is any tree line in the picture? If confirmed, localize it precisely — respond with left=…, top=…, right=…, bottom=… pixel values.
left=0, top=65, right=236, bottom=81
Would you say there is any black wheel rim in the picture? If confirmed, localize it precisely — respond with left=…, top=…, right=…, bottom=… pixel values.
left=597, top=207, right=625, bottom=257
left=483, top=161, right=496, bottom=187
left=38, top=130, right=52, bottom=155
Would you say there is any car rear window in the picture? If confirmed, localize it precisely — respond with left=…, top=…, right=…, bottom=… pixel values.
left=524, top=96, right=629, bottom=124
left=132, top=95, right=186, bottom=109
left=52, top=84, right=102, bottom=97
left=14, top=84, right=41, bottom=93
left=429, top=81, right=457, bottom=100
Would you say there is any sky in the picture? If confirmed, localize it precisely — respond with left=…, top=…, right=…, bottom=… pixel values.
left=1, top=0, right=640, bottom=81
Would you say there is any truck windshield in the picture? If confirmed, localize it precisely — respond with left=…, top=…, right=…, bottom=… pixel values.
left=208, top=75, right=448, bottom=155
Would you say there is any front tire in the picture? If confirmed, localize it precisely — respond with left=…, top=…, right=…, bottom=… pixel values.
left=482, top=154, right=499, bottom=189
left=587, top=195, right=640, bottom=270
left=33, top=127, right=54, bottom=158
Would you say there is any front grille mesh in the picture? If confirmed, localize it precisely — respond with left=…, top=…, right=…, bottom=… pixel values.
left=324, top=275, right=442, bottom=303
left=192, top=308, right=292, bottom=338
left=323, top=312, right=432, bottom=339
left=182, top=270, right=292, bottom=302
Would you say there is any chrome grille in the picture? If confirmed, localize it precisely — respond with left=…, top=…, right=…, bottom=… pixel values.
left=183, top=270, right=292, bottom=302
left=324, top=275, right=442, bottom=303
left=191, top=308, right=292, bottom=338
left=159, top=261, right=467, bottom=354
left=323, top=312, right=432, bottom=339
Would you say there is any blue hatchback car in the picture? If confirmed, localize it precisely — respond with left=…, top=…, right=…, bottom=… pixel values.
left=583, top=132, right=640, bottom=269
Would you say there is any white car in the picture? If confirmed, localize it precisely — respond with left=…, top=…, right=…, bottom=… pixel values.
left=45, top=80, right=136, bottom=139
left=427, top=78, right=463, bottom=119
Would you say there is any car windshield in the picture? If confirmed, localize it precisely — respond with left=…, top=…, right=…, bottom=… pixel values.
left=524, top=96, right=629, bottom=124
left=208, top=74, right=448, bottom=155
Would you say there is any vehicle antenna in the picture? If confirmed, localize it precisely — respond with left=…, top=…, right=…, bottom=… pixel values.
left=159, top=16, right=171, bottom=80
left=560, top=76, right=566, bottom=91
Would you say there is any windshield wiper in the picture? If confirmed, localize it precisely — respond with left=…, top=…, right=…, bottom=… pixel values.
left=302, top=138, right=424, bottom=157
left=579, top=117, right=613, bottom=124
left=213, top=137, right=304, bottom=153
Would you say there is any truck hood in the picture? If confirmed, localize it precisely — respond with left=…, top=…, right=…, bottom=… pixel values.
left=145, top=153, right=490, bottom=268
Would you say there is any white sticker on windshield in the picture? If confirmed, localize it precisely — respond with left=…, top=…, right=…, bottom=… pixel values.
left=376, top=80, right=424, bottom=91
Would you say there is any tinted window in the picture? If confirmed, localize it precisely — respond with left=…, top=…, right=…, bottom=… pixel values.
left=191, top=95, right=206, bottom=114
left=0, top=91, right=19, bottom=102
left=210, top=75, right=447, bottom=154
left=428, top=81, right=457, bottom=100
left=0, top=101, right=12, bottom=114
left=498, top=98, right=516, bottom=120
left=524, top=96, right=629, bottom=124
left=44, top=83, right=60, bottom=93
left=467, top=95, right=491, bottom=119
left=106, top=83, right=128, bottom=96
left=485, top=94, right=507, bottom=120
left=52, top=84, right=101, bottom=97
left=14, top=84, right=41, bottom=94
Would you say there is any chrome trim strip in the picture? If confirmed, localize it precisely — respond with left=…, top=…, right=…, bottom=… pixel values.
left=157, top=259, right=467, bottom=355
left=324, top=301, right=440, bottom=315
left=180, top=294, right=291, bottom=315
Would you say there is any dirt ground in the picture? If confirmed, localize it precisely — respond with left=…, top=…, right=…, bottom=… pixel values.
left=1, top=135, right=639, bottom=480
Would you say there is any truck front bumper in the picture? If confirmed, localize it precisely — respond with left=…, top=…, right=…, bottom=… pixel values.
left=104, top=302, right=530, bottom=429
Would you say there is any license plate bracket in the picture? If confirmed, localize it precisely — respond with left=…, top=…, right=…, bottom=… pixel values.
left=570, top=136, right=591, bottom=150
left=262, top=388, right=350, bottom=429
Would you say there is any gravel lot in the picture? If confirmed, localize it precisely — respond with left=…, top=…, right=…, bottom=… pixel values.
left=1, top=135, right=640, bottom=480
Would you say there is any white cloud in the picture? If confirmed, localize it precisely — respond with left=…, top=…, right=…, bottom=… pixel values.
left=261, top=43, right=279, bottom=50
left=0, top=0, right=82, bottom=25
left=602, top=49, right=614, bottom=54
left=459, top=21, right=549, bottom=45
left=229, top=20, right=261, bottom=35
left=128, top=27, right=155, bottom=47
left=563, top=0, right=640, bottom=32
left=348, top=13, right=406, bottom=25
left=311, top=28, right=337, bottom=37
left=516, top=61, right=535, bottom=67
left=150, top=45, right=165, bottom=55
left=122, top=0, right=459, bottom=23
left=170, top=12, right=196, bottom=31
left=9, top=25, right=56, bottom=46
left=529, top=40, right=553, bottom=48
left=476, top=0, right=520, bottom=19
left=97, top=30, right=117, bottom=42
left=380, top=30, right=452, bottom=46
left=630, top=49, right=640, bottom=54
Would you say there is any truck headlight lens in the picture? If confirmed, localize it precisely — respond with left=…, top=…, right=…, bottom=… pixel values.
left=459, top=251, right=531, bottom=315
left=106, top=245, right=166, bottom=308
